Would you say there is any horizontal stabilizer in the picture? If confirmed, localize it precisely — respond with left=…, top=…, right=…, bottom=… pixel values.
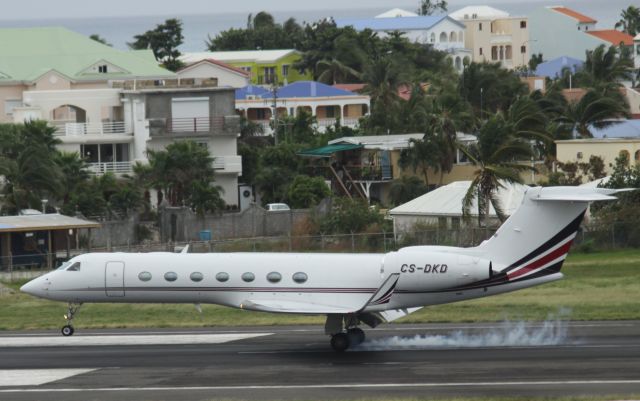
left=240, top=299, right=358, bottom=314
left=532, top=187, right=635, bottom=202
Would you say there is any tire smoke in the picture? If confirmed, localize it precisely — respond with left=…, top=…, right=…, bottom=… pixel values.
left=356, top=315, right=571, bottom=351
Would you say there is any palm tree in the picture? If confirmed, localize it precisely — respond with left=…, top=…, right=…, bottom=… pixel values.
left=55, top=151, right=90, bottom=211
left=460, top=116, right=536, bottom=227
left=578, top=45, right=634, bottom=90
left=389, top=176, right=428, bottom=206
left=362, top=56, right=409, bottom=133
left=615, top=6, right=640, bottom=36
left=316, top=58, right=361, bottom=85
left=559, top=89, right=630, bottom=138
left=398, top=133, right=442, bottom=188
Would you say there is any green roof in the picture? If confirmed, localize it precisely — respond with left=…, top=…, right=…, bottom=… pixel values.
left=298, top=143, right=364, bottom=158
left=0, top=27, right=175, bottom=83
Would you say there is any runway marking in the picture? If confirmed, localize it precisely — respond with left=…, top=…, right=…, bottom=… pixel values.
left=0, top=369, right=97, bottom=387
left=0, top=333, right=272, bottom=348
left=2, top=379, right=640, bottom=392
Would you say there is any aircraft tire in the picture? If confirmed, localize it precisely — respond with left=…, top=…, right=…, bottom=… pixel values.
left=330, top=333, right=350, bottom=352
left=348, top=327, right=365, bottom=344
left=61, top=325, right=74, bottom=336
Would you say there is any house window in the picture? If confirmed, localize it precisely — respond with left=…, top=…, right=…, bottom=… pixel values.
left=479, top=23, right=482, bottom=31
left=479, top=47, right=483, bottom=56
left=326, top=106, right=337, bottom=118
left=635, top=150, right=640, bottom=163
left=98, top=65, right=108, bottom=73
left=577, top=152, right=583, bottom=159
left=520, top=21, right=527, bottom=28
left=263, top=67, right=276, bottom=84
left=282, top=64, right=289, bottom=77
left=256, top=108, right=267, bottom=120
left=521, top=45, right=527, bottom=54
left=4, top=99, right=22, bottom=116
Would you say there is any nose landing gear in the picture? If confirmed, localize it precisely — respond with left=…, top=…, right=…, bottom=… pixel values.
left=61, top=302, right=82, bottom=336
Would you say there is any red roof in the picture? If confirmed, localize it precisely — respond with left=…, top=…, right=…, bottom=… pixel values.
left=587, top=30, right=635, bottom=46
left=179, top=59, right=249, bottom=77
left=551, top=7, right=597, bottom=24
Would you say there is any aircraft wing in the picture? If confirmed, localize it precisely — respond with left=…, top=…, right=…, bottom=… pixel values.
left=240, top=299, right=359, bottom=314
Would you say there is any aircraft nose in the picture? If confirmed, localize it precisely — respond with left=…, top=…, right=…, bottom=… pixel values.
left=20, top=276, right=47, bottom=297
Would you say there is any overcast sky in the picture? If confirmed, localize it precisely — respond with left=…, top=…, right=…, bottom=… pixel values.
left=0, top=0, right=567, bottom=20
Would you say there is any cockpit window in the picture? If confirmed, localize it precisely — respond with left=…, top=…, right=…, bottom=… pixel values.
left=57, top=261, right=72, bottom=271
left=66, top=262, right=81, bottom=271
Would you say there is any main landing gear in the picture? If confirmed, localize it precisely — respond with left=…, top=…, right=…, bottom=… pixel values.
left=61, top=302, right=82, bottom=336
left=326, top=314, right=366, bottom=352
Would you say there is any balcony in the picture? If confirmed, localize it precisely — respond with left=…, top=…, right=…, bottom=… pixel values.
left=317, top=117, right=361, bottom=128
left=87, top=161, right=133, bottom=176
left=52, top=121, right=131, bottom=137
left=213, top=156, right=242, bottom=174
left=149, top=115, right=240, bottom=137
left=490, top=34, right=513, bottom=44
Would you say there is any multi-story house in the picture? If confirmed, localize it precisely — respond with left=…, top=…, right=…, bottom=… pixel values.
left=180, top=50, right=311, bottom=86
left=335, top=10, right=471, bottom=72
left=449, top=6, right=530, bottom=69
left=0, top=27, right=242, bottom=207
left=530, top=6, right=636, bottom=61
left=235, top=81, right=370, bottom=134
left=176, top=59, right=250, bottom=88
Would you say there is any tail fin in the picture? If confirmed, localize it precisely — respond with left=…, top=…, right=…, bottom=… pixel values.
left=477, top=186, right=622, bottom=279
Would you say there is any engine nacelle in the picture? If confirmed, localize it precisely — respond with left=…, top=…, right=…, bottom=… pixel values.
left=384, top=248, right=493, bottom=292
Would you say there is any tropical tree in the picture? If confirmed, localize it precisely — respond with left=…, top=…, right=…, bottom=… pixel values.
left=459, top=62, right=528, bottom=116
left=558, top=89, right=630, bottom=138
left=389, top=176, right=428, bottom=206
left=362, top=56, right=409, bottom=133
left=418, top=0, right=448, bottom=15
left=460, top=116, right=537, bottom=227
left=615, top=6, right=640, bottom=36
left=89, top=34, right=111, bottom=47
left=55, top=151, right=90, bottom=212
left=577, top=45, right=634, bottom=90
left=129, top=18, right=184, bottom=71
left=287, top=175, right=331, bottom=208
left=398, top=133, right=443, bottom=188
left=316, top=58, right=361, bottom=84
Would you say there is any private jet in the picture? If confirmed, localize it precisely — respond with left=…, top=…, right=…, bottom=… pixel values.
left=21, top=186, right=625, bottom=351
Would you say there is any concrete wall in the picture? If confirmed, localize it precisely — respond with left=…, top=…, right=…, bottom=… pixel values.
left=34, top=71, right=72, bottom=91
left=177, top=63, right=249, bottom=88
left=88, top=217, right=139, bottom=248
left=529, top=7, right=606, bottom=61
left=556, top=139, right=640, bottom=176
left=159, top=203, right=325, bottom=243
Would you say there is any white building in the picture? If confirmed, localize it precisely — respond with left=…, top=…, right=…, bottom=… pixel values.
left=389, top=180, right=529, bottom=236
left=335, top=11, right=471, bottom=72
left=450, top=6, right=530, bottom=69
left=176, top=59, right=250, bottom=88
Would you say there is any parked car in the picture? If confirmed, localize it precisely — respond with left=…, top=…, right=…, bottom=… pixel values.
left=265, top=203, right=290, bottom=211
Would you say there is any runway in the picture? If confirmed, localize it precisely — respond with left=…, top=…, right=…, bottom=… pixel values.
left=1, top=321, right=639, bottom=401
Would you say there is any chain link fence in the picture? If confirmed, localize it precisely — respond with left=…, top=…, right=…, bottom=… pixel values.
left=2, top=221, right=638, bottom=277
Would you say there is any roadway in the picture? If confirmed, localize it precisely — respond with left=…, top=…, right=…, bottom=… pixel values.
left=0, top=321, right=639, bottom=401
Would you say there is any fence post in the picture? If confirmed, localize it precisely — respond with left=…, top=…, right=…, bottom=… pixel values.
left=383, top=231, right=387, bottom=252
left=321, top=234, right=325, bottom=251
left=351, top=232, right=355, bottom=252
left=611, top=223, right=615, bottom=249
left=288, top=233, right=293, bottom=251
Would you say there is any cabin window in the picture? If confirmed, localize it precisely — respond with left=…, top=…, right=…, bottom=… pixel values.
left=216, top=272, right=230, bottom=282
left=190, top=272, right=204, bottom=282
left=292, top=272, right=308, bottom=284
left=66, top=262, right=81, bottom=271
left=164, top=272, right=178, bottom=282
left=241, top=272, right=255, bottom=282
left=266, top=272, right=282, bottom=283
left=138, top=271, right=152, bottom=281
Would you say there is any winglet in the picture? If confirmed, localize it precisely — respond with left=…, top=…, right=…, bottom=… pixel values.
left=362, top=273, right=400, bottom=309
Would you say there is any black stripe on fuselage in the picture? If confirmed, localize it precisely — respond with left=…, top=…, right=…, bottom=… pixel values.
left=395, top=260, right=565, bottom=295
left=502, top=211, right=585, bottom=273
left=64, top=287, right=377, bottom=294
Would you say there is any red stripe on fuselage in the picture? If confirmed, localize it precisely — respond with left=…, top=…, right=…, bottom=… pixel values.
left=507, top=240, right=573, bottom=280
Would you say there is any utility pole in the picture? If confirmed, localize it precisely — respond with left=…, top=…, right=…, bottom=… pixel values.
left=271, top=80, right=279, bottom=145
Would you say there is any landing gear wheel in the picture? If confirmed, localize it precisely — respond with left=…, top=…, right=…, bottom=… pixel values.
left=61, top=325, right=74, bottom=336
left=347, top=327, right=365, bottom=344
left=330, top=333, right=350, bottom=352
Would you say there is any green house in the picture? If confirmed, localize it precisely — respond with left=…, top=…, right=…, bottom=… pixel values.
left=180, top=49, right=312, bottom=86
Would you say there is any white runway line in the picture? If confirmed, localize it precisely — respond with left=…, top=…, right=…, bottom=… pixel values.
left=0, top=369, right=97, bottom=387
left=2, top=379, right=640, bottom=392
left=0, top=333, right=272, bottom=348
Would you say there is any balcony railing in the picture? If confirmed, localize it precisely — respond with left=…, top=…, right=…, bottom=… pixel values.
left=150, top=115, right=240, bottom=136
left=52, top=121, right=130, bottom=136
left=87, top=161, right=133, bottom=175
left=213, top=156, right=242, bottom=174
left=316, top=117, right=361, bottom=128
